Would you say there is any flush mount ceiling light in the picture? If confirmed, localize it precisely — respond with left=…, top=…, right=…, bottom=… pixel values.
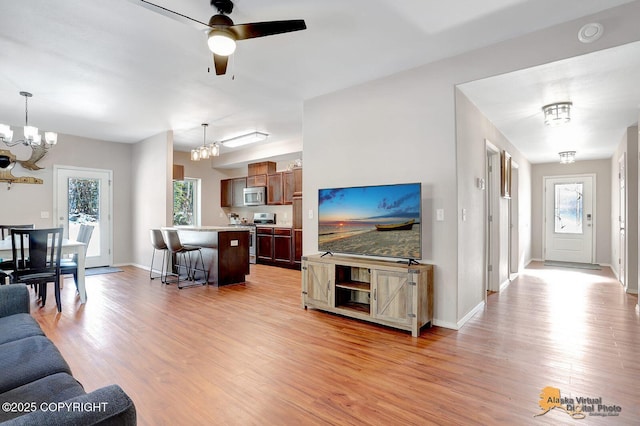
left=220, top=131, right=268, bottom=148
left=559, top=151, right=576, bottom=164
left=543, top=102, right=572, bottom=126
left=578, top=22, right=604, bottom=44
left=191, top=123, right=220, bottom=162
left=0, top=91, right=57, bottom=149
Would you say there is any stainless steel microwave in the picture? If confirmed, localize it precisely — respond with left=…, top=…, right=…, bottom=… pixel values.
left=243, top=186, right=266, bottom=206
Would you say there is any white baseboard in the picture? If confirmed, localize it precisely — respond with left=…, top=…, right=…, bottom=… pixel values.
left=455, top=300, right=485, bottom=329
left=432, top=319, right=459, bottom=330
left=500, top=279, right=511, bottom=291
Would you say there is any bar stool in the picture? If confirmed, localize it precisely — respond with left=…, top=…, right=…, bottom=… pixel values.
left=149, top=229, right=169, bottom=283
left=161, top=229, right=208, bottom=289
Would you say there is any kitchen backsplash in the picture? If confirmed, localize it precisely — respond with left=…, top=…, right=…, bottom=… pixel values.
left=222, top=204, right=294, bottom=227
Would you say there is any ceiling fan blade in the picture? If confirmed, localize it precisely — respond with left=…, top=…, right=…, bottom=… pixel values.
left=230, top=20, right=306, bottom=41
left=213, top=54, right=229, bottom=75
left=134, top=0, right=211, bottom=31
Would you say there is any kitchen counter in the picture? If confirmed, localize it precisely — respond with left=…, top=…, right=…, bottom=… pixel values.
left=164, top=226, right=250, bottom=286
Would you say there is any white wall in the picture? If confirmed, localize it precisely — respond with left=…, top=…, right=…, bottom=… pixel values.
left=455, top=90, right=532, bottom=321
left=131, top=131, right=173, bottom=269
left=0, top=132, right=133, bottom=265
left=531, top=159, right=612, bottom=264
left=302, top=2, right=640, bottom=328
left=611, top=126, right=638, bottom=294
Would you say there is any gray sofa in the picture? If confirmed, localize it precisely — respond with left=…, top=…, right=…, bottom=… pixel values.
left=0, top=285, right=136, bottom=425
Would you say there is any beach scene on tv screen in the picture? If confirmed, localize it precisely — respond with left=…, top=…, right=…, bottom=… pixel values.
left=318, top=183, right=421, bottom=259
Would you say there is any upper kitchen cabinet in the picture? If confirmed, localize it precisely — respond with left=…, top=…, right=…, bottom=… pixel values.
left=267, top=173, right=284, bottom=205
left=247, top=161, right=276, bottom=188
left=221, top=177, right=247, bottom=207
left=283, top=168, right=302, bottom=205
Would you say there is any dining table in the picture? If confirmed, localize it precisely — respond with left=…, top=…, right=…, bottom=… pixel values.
left=0, top=238, right=87, bottom=304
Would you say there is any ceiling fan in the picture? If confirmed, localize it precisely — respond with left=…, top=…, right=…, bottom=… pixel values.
left=136, top=0, right=307, bottom=75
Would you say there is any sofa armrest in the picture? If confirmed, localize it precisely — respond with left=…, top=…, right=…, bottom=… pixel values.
left=0, top=285, right=30, bottom=318
left=1, top=385, right=136, bottom=426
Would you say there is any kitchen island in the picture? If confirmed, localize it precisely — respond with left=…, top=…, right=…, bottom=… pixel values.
left=168, top=226, right=251, bottom=286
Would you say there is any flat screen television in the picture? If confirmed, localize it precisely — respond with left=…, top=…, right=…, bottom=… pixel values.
left=318, top=182, right=422, bottom=261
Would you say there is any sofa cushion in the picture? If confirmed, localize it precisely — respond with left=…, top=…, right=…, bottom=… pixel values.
left=0, top=336, right=72, bottom=393
left=0, top=372, right=86, bottom=422
left=0, top=313, right=44, bottom=346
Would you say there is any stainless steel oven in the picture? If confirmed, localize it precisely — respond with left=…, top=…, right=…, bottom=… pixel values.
left=251, top=213, right=275, bottom=264
left=248, top=226, right=256, bottom=264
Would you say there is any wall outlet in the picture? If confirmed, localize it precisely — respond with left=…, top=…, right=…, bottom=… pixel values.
left=308, top=209, right=314, bottom=219
left=436, top=209, right=444, bottom=221
left=40, top=211, right=50, bottom=219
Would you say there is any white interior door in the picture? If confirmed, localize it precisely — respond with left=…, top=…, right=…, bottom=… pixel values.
left=54, top=166, right=112, bottom=268
left=619, top=154, right=626, bottom=287
left=544, top=175, right=594, bottom=263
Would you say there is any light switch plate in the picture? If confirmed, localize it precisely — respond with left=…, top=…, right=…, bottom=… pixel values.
left=436, top=209, right=444, bottom=221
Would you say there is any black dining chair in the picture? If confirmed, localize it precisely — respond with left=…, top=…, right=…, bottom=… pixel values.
left=60, top=224, right=94, bottom=291
left=11, top=227, right=64, bottom=312
left=0, top=224, right=35, bottom=285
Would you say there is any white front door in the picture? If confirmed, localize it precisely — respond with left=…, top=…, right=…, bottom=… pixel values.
left=54, top=166, right=113, bottom=268
left=544, top=175, right=594, bottom=263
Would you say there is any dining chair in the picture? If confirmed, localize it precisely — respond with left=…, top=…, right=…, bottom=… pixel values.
left=161, top=229, right=208, bottom=289
left=0, top=224, right=35, bottom=285
left=11, top=227, right=64, bottom=312
left=0, top=224, right=35, bottom=240
left=60, top=224, right=94, bottom=291
left=149, top=229, right=168, bottom=283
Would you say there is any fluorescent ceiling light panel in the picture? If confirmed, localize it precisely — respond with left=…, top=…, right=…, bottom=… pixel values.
left=221, top=131, right=268, bottom=148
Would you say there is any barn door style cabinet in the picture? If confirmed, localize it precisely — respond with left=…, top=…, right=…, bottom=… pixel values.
left=302, top=254, right=433, bottom=337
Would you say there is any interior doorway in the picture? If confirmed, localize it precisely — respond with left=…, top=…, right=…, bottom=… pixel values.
left=543, top=174, right=595, bottom=263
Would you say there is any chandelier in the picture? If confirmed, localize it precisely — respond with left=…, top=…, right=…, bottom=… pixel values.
left=0, top=91, right=58, bottom=149
left=191, top=123, right=220, bottom=161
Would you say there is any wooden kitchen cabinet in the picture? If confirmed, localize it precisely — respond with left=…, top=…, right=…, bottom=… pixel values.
left=256, top=226, right=298, bottom=268
left=283, top=171, right=294, bottom=204
left=220, top=179, right=233, bottom=207
left=247, top=174, right=267, bottom=187
left=256, top=227, right=274, bottom=262
left=221, top=177, right=246, bottom=207
left=273, top=228, right=292, bottom=266
left=267, top=173, right=284, bottom=205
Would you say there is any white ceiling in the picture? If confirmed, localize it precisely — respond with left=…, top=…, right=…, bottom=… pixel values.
left=459, top=39, right=640, bottom=164
left=0, top=0, right=637, bottom=166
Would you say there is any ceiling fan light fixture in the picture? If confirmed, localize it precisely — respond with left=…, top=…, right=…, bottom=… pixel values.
left=543, top=102, right=572, bottom=126
left=208, top=31, right=236, bottom=56
left=220, top=131, right=268, bottom=148
left=559, top=151, right=576, bottom=164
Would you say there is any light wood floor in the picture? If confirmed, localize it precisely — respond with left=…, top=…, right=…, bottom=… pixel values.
left=29, top=262, right=639, bottom=425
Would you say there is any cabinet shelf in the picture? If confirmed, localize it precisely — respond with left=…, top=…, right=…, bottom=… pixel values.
left=337, top=301, right=370, bottom=314
left=335, top=281, right=370, bottom=292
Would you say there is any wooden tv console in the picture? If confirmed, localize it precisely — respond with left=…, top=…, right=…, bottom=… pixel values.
left=302, top=254, right=433, bottom=337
